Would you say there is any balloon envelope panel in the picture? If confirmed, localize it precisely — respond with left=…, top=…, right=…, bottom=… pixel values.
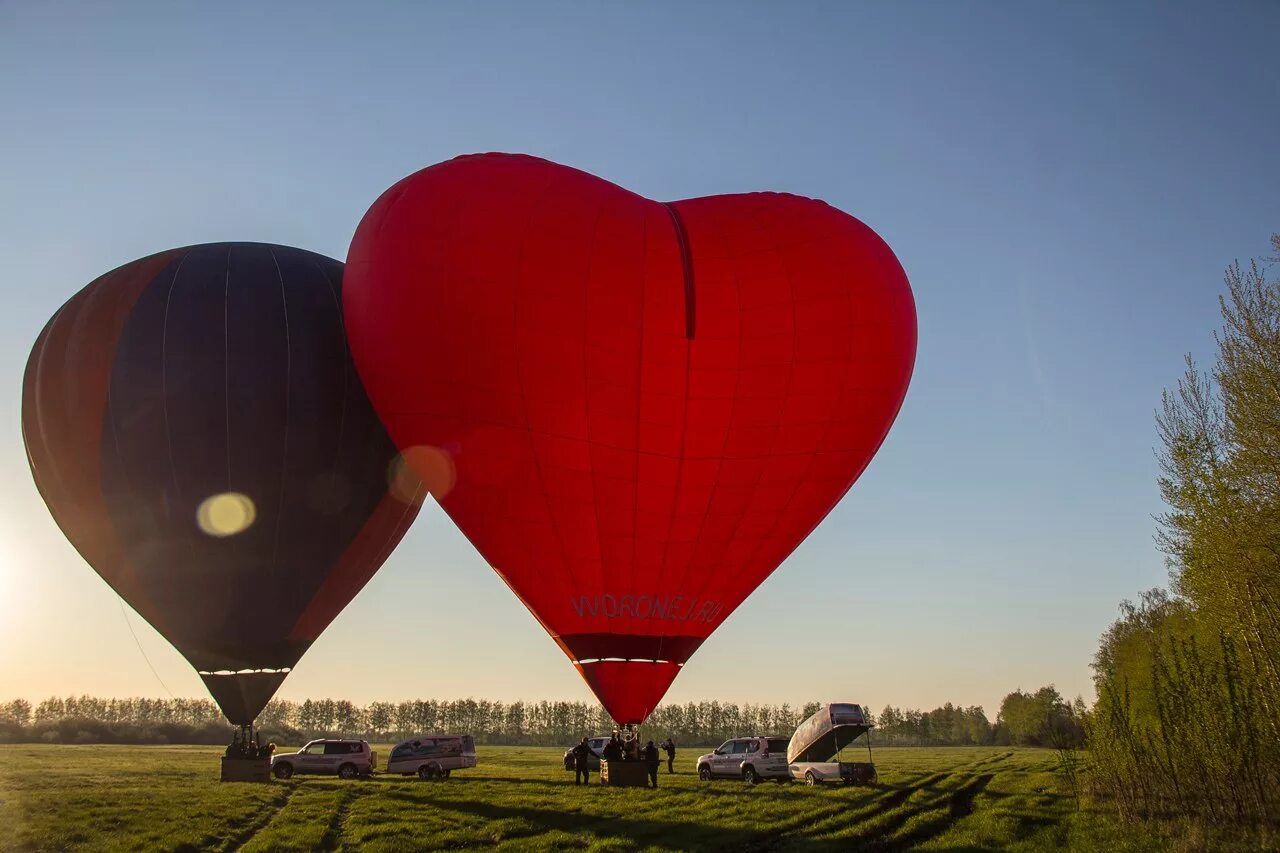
left=345, top=154, right=916, bottom=725
left=24, top=243, right=421, bottom=724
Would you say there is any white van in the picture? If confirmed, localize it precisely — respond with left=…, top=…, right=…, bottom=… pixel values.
left=386, top=734, right=477, bottom=780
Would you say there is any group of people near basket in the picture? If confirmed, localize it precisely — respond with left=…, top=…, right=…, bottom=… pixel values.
left=224, top=728, right=275, bottom=760
left=571, top=732, right=676, bottom=789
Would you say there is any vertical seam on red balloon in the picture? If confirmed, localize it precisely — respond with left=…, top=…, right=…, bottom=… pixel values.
left=652, top=226, right=744, bottom=657
left=648, top=203, right=703, bottom=663
left=671, top=197, right=803, bottom=642
left=509, top=172, right=591, bottom=601
left=160, top=250, right=193, bottom=508
left=777, top=233, right=916, bottom=558
left=662, top=203, right=696, bottom=340
left=737, top=227, right=857, bottom=605
left=736, top=201, right=807, bottom=606
left=627, top=202, right=650, bottom=646
left=580, top=188, right=611, bottom=617
left=267, top=247, right=292, bottom=580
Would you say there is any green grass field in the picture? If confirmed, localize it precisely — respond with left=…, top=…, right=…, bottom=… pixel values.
left=0, top=744, right=1162, bottom=851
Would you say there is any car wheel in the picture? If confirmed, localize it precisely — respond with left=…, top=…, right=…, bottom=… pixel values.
left=273, top=762, right=293, bottom=780
left=417, top=764, right=433, bottom=780
left=743, top=766, right=760, bottom=785
left=805, top=771, right=818, bottom=786
left=698, top=765, right=712, bottom=781
left=441, top=769, right=451, bottom=779
left=338, top=763, right=358, bottom=780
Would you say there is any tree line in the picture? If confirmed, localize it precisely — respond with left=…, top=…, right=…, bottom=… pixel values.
left=1088, top=234, right=1280, bottom=838
left=0, top=688, right=1081, bottom=749
left=876, top=688, right=1084, bottom=748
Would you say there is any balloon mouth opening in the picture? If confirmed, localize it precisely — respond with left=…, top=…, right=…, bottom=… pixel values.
left=198, top=667, right=292, bottom=676
left=574, top=658, right=683, bottom=665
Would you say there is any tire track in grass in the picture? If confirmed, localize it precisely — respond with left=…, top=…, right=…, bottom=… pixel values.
left=758, top=770, right=965, bottom=850
left=969, top=751, right=1014, bottom=768
left=835, top=774, right=964, bottom=845
left=319, top=786, right=366, bottom=851
left=788, top=768, right=989, bottom=850
left=870, top=772, right=996, bottom=852
left=776, top=782, right=933, bottom=842
left=222, top=781, right=301, bottom=853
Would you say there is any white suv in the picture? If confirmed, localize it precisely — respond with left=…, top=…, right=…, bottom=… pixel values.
left=697, top=736, right=791, bottom=784
left=562, top=736, right=610, bottom=771
left=271, top=739, right=376, bottom=780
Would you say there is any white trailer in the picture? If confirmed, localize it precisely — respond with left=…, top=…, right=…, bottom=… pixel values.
left=386, top=734, right=477, bottom=780
left=787, top=703, right=876, bottom=786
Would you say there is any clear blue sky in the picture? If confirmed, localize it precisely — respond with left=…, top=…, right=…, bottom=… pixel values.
left=2, top=1, right=1277, bottom=718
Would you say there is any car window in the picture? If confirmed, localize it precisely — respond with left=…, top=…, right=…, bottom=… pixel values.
left=324, top=742, right=350, bottom=755
left=717, top=741, right=735, bottom=754
left=731, top=741, right=749, bottom=755
left=767, top=739, right=789, bottom=753
left=746, top=741, right=760, bottom=753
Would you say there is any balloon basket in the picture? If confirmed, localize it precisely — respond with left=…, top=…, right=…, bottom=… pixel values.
left=220, top=757, right=272, bottom=783
left=599, top=759, right=650, bottom=788
left=220, top=724, right=274, bottom=781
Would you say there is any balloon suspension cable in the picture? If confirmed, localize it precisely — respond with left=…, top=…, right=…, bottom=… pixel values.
left=119, top=600, right=174, bottom=698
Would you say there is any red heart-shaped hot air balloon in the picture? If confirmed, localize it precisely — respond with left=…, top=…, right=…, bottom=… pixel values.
left=344, top=154, right=916, bottom=725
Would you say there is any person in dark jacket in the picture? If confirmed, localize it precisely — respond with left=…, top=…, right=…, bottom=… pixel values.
left=642, top=740, right=660, bottom=788
left=661, top=737, right=676, bottom=773
left=571, top=737, right=592, bottom=785
left=602, top=733, right=623, bottom=762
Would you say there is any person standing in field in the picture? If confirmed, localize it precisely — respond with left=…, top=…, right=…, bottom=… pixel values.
left=662, top=737, right=676, bottom=774
left=642, top=740, right=660, bottom=788
left=603, top=733, right=622, bottom=762
left=571, top=737, right=592, bottom=785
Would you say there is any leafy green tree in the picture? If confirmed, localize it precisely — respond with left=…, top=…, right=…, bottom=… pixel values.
left=1090, top=234, right=1280, bottom=829
left=0, top=699, right=31, bottom=726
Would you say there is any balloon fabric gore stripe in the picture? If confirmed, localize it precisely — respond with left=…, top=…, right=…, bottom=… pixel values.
left=344, top=153, right=916, bottom=726
left=22, top=243, right=422, bottom=725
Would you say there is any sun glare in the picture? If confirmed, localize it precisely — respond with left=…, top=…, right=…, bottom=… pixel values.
left=196, top=492, right=256, bottom=537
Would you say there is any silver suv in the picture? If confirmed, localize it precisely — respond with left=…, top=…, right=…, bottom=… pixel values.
left=271, top=739, right=376, bottom=780
left=696, top=736, right=791, bottom=784
left=562, top=736, right=610, bottom=771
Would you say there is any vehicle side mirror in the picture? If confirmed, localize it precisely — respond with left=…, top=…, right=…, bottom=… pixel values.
left=714, top=749, right=723, bottom=755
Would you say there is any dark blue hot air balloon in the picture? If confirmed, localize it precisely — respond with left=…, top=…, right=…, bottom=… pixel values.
left=22, top=243, right=422, bottom=726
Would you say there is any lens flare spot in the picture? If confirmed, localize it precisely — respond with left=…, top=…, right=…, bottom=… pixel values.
left=196, top=492, right=257, bottom=537
left=387, top=445, right=455, bottom=503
